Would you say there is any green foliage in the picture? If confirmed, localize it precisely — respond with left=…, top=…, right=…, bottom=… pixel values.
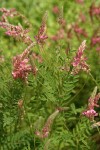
left=0, top=0, right=100, bottom=150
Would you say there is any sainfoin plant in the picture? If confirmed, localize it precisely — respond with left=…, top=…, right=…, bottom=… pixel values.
left=0, top=2, right=100, bottom=150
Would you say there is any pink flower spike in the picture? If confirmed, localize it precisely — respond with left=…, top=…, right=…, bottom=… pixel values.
left=82, top=88, right=100, bottom=121
left=34, top=12, right=48, bottom=45
left=12, top=50, right=31, bottom=81
left=12, top=57, right=32, bottom=81
left=71, top=40, right=90, bottom=74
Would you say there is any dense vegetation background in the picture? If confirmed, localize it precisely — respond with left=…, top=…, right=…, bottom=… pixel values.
left=0, top=0, right=100, bottom=149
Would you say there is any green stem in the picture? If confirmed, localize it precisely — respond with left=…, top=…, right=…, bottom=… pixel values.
left=89, top=73, right=100, bottom=90
left=23, top=85, right=33, bottom=135
left=66, top=78, right=87, bottom=105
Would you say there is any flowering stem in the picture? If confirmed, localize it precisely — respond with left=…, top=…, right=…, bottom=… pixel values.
left=44, top=139, right=51, bottom=150
left=23, top=85, right=33, bottom=134
left=23, top=42, right=36, bottom=58
left=89, top=73, right=100, bottom=90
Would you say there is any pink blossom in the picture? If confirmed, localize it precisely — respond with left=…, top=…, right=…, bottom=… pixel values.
left=96, top=47, right=100, bottom=52
left=0, top=8, right=32, bottom=45
left=88, top=93, right=100, bottom=110
left=71, top=40, right=90, bottom=74
left=52, top=6, right=59, bottom=14
left=12, top=56, right=32, bottom=81
left=35, top=34, right=48, bottom=44
left=89, top=3, right=100, bottom=21
left=0, top=22, right=10, bottom=29
left=74, top=24, right=88, bottom=38
left=82, top=93, right=100, bottom=120
left=82, top=109, right=98, bottom=119
left=5, top=25, right=23, bottom=37
left=51, top=29, right=65, bottom=41
left=12, top=50, right=29, bottom=80
left=0, top=8, right=17, bottom=22
left=93, top=7, right=100, bottom=15
left=5, top=25, right=32, bottom=44
left=90, top=4, right=100, bottom=16
left=0, top=22, right=32, bottom=45
left=12, top=47, right=38, bottom=81
left=34, top=12, right=48, bottom=45
left=93, top=93, right=100, bottom=107
left=91, top=36, right=100, bottom=45
left=0, top=8, right=17, bottom=17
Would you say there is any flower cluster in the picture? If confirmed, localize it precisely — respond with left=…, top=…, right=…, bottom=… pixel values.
left=12, top=56, right=31, bottom=81
left=0, top=8, right=32, bottom=45
left=52, top=6, right=59, bottom=14
left=91, top=36, right=100, bottom=45
left=90, top=27, right=100, bottom=53
left=0, top=8, right=17, bottom=22
left=12, top=49, right=37, bottom=81
left=34, top=12, right=48, bottom=45
left=82, top=93, right=100, bottom=120
left=89, top=3, right=100, bottom=21
left=0, top=22, right=32, bottom=45
left=71, top=40, right=90, bottom=74
left=73, top=24, right=88, bottom=39
left=82, top=109, right=98, bottom=119
left=35, top=109, right=60, bottom=138
left=51, top=29, right=66, bottom=41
